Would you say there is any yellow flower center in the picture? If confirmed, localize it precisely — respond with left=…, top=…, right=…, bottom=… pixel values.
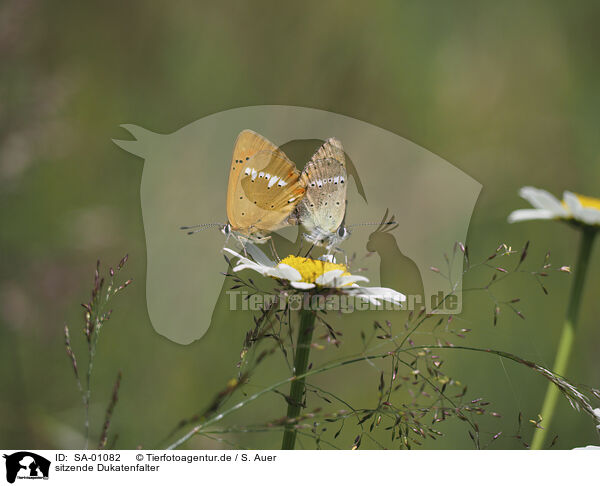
left=574, top=193, right=600, bottom=211
left=561, top=193, right=600, bottom=212
left=278, top=255, right=349, bottom=283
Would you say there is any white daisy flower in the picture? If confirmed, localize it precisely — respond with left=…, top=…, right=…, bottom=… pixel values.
left=508, top=186, right=600, bottom=227
left=223, top=247, right=406, bottom=306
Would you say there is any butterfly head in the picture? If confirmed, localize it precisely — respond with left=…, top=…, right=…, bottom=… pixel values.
left=302, top=223, right=350, bottom=248
left=221, top=223, right=232, bottom=237
left=225, top=223, right=272, bottom=245
left=336, top=224, right=350, bottom=242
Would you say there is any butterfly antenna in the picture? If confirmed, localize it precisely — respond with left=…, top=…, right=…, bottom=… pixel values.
left=347, top=209, right=397, bottom=231
left=375, top=209, right=392, bottom=231
left=380, top=208, right=390, bottom=226
left=347, top=221, right=397, bottom=229
left=180, top=223, right=223, bottom=235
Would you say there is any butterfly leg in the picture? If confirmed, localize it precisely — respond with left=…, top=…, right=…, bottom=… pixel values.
left=324, top=242, right=335, bottom=259
left=222, top=231, right=233, bottom=251
left=268, top=238, right=281, bottom=262
left=340, top=248, right=349, bottom=267
left=231, top=235, right=248, bottom=257
left=304, top=243, right=315, bottom=258
left=329, top=246, right=347, bottom=266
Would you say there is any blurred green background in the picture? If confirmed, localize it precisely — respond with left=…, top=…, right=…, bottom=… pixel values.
left=1, top=0, right=599, bottom=449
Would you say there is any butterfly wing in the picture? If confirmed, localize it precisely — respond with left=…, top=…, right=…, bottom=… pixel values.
left=227, top=130, right=305, bottom=237
left=298, top=137, right=347, bottom=238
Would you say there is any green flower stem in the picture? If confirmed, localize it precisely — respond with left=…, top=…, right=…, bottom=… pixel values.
left=531, top=227, right=596, bottom=449
left=281, top=308, right=316, bottom=450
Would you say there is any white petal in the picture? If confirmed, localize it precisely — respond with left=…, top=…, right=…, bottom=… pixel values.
left=519, top=186, right=567, bottom=215
left=507, top=209, right=557, bottom=223
left=223, top=247, right=307, bottom=284
left=315, top=269, right=370, bottom=288
left=268, top=264, right=302, bottom=281
left=224, top=248, right=274, bottom=276
left=290, top=281, right=316, bottom=289
left=576, top=208, right=600, bottom=226
left=579, top=208, right=600, bottom=225
left=349, top=286, right=407, bottom=304
left=223, top=247, right=246, bottom=261
left=232, top=261, right=268, bottom=275
left=573, top=445, right=600, bottom=450
left=562, top=191, right=582, bottom=215
left=230, top=259, right=266, bottom=273
left=357, top=295, right=383, bottom=305
left=375, top=287, right=407, bottom=303
left=563, top=192, right=600, bottom=225
left=339, top=286, right=407, bottom=307
left=315, top=269, right=346, bottom=286
left=332, top=275, right=370, bottom=287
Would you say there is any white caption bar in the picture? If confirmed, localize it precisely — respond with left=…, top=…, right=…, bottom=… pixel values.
left=0, top=449, right=597, bottom=485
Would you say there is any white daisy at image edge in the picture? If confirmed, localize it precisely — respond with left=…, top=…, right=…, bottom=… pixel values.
left=508, top=187, right=600, bottom=226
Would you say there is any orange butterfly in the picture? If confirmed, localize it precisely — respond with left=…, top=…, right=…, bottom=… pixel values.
left=182, top=130, right=306, bottom=247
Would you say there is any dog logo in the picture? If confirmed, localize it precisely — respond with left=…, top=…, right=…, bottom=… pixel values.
left=3, top=452, right=50, bottom=483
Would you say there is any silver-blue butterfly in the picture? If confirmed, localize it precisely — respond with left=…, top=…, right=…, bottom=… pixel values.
left=296, top=137, right=350, bottom=251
